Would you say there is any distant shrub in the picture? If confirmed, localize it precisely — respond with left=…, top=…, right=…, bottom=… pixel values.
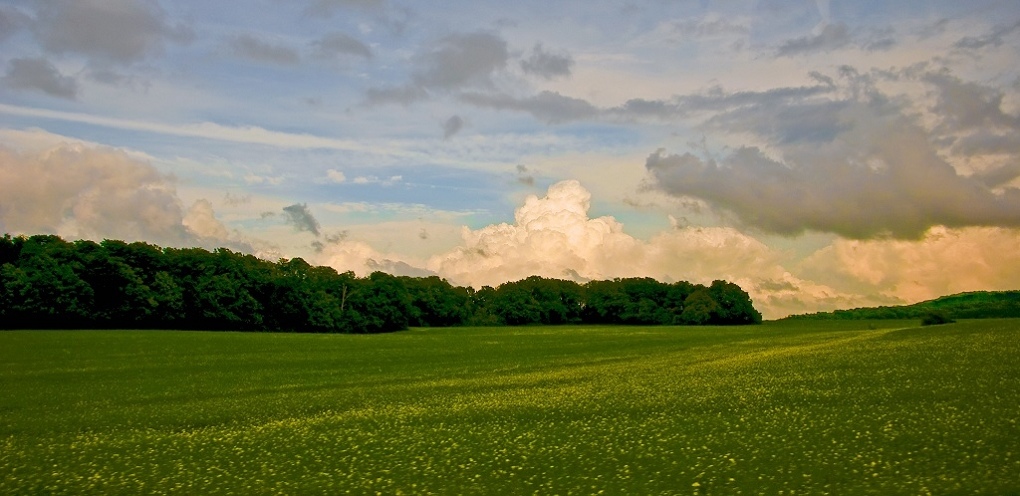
left=921, top=310, right=955, bottom=326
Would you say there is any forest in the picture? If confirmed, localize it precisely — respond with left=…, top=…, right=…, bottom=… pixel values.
left=0, top=234, right=762, bottom=332
left=782, top=290, right=1020, bottom=321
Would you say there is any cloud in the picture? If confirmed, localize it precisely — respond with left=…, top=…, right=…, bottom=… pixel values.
left=223, top=192, right=251, bottom=206
left=923, top=72, right=1019, bottom=134
left=326, top=169, right=347, bottom=183
left=0, top=142, right=193, bottom=246
left=814, top=0, right=831, bottom=25
left=3, top=58, right=78, bottom=99
left=0, top=103, right=409, bottom=155
left=427, top=181, right=759, bottom=284
left=645, top=68, right=1020, bottom=239
left=427, top=180, right=641, bottom=285
left=646, top=139, right=1020, bottom=239
left=182, top=199, right=230, bottom=240
left=295, top=179, right=1020, bottom=318
left=228, top=34, right=301, bottom=65
left=515, top=164, right=535, bottom=186
left=282, top=203, right=321, bottom=236
left=350, top=175, right=402, bottom=185
left=312, top=32, right=372, bottom=59
left=364, top=85, right=430, bottom=106
left=314, top=238, right=435, bottom=278
left=459, top=81, right=835, bottom=125
left=776, top=23, right=853, bottom=56
left=415, top=31, right=509, bottom=90
left=33, top=0, right=191, bottom=64
left=442, top=115, right=464, bottom=139
left=801, top=226, right=1020, bottom=304
left=305, top=0, right=385, bottom=16
left=420, top=179, right=862, bottom=318
left=0, top=6, right=28, bottom=43
left=922, top=71, right=1020, bottom=165
left=365, top=30, right=508, bottom=104
left=520, top=43, right=574, bottom=80
left=681, top=16, right=749, bottom=38
left=954, top=19, right=1020, bottom=50
left=460, top=90, right=599, bottom=124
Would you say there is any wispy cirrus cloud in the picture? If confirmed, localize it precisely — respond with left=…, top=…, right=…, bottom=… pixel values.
left=0, top=103, right=391, bottom=154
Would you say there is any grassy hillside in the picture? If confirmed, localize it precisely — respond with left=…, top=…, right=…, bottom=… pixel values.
left=2, top=321, right=1019, bottom=494
left=783, top=290, right=1020, bottom=320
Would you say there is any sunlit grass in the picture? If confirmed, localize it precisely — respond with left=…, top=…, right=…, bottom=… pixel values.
left=2, top=320, right=1019, bottom=494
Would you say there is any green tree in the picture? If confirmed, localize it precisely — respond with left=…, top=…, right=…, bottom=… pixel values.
left=195, top=274, right=263, bottom=330
left=149, top=271, right=185, bottom=325
left=400, top=276, right=470, bottom=327
left=680, top=289, right=719, bottom=325
left=73, top=240, right=155, bottom=325
left=492, top=285, right=542, bottom=325
left=0, top=243, right=93, bottom=327
left=708, top=280, right=762, bottom=325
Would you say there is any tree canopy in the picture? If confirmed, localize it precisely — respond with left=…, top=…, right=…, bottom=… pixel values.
left=0, top=234, right=763, bottom=332
left=782, top=290, right=1020, bottom=321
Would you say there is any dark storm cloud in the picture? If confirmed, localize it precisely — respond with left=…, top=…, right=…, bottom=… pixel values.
left=645, top=87, right=1020, bottom=239
left=520, top=43, right=574, bottom=80
left=228, top=34, right=301, bottom=65
left=33, top=0, right=192, bottom=64
left=312, top=32, right=372, bottom=59
left=282, top=203, right=321, bottom=236
left=3, top=57, right=78, bottom=99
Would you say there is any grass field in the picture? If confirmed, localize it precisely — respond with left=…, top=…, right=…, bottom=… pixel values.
left=2, top=320, right=1019, bottom=494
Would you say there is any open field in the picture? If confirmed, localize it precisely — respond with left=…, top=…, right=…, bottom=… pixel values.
left=2, top=320, right=1019, bottom=494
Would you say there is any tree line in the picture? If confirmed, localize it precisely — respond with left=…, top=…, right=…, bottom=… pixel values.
left=0, top=234, right=762, bottom=332
left=781, top=290, right=1020, bottom=321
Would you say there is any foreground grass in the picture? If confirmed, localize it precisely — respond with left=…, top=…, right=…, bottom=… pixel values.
left=1, top=320, right=1018, bottom=494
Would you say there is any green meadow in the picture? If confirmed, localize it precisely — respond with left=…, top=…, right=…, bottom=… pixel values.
left=2, top=321, right=1018, bottom=494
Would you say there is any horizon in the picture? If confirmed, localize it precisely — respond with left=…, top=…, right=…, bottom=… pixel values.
left=1, top=0, right=1019, bottom=319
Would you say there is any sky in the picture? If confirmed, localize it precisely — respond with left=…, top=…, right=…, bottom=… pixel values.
left=1, top=0, right=1019, bottom=319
